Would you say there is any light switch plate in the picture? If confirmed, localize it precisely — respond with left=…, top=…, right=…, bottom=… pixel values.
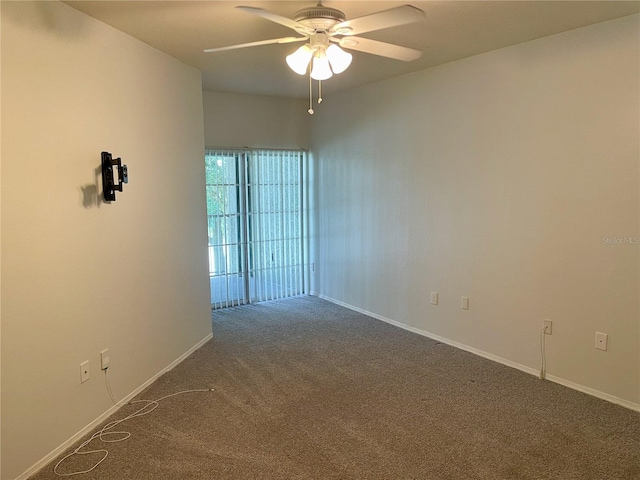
left=430, top=292, right=438, bottom=305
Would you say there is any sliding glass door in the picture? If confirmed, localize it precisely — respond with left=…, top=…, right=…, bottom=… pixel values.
left=205, top=148, right=306, bottom=308
left=205, top=150, right=247, bottom=307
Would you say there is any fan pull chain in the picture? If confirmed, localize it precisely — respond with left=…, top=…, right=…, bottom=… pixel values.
left=308, top=74, right=314, bottom=115
left=318, top=80, right=323, bottom=104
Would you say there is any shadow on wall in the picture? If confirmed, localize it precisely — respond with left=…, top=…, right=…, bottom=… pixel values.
left=80, top=165, right=104, bottom=208
left=2, top=0, right=91, bottom=37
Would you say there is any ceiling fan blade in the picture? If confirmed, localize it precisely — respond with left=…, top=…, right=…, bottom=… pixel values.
left=338, top=37, right=422, bottom=62
left=204, top=37, right=306, bottom=53
left=236, top=6, right=313, bottom=35
left=332, top=5, right=424, bottom=36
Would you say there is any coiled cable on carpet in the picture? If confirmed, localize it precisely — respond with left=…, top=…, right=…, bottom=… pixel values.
left=53, top=369, right=214, bottom=477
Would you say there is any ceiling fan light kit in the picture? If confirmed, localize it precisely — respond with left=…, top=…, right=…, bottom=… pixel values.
left=286, top=45, right=313, bottom=75
left=310, top=53, right=333, bottom=81
left=204, top=3, right=425, bottom=114
left=326, top=44, right=352, bottom=74
left=286, top=37, right=351, bottom=80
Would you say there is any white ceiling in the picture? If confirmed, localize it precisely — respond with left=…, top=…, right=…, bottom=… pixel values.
left=64, top=1, right=640, bottom=99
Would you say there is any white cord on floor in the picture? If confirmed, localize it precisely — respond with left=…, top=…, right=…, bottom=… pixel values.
left=53, top=369, right=214, bottom=477
left=539, top=325, right=549, bottom=380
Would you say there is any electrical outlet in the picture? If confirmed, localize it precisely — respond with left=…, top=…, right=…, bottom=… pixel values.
left=544, top=319, right=552, bottom=335
left=100, top=349, right=110, bottom=370
left=595, top=332, right=608, bottom=351
left=461, top=296, right=469, bottom=310
left=80, top=361, right=90, bottom=383
left=430, top=291, right=438, bottom=305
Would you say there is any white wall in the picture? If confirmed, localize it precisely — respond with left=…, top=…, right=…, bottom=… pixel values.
left=311, top=15, right=639, bottom=407
left=1, top=2, right=212, bottom=478
left=203, top=90, right=309, bottom=149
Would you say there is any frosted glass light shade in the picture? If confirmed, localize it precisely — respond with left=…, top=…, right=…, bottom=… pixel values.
left=326, top=44, right=352, bottom=74
left=286, top=45, right=313, bottom=75
left=310, top=55, right=333, bottom=80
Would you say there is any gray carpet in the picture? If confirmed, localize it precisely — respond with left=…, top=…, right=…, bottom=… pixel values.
left=32, top=296, right=639, bottom=479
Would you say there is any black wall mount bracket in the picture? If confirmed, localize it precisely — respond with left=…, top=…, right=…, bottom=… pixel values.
left=101, top=151, right=128, bottom=202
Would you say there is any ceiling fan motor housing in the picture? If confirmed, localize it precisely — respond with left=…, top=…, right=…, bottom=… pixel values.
left=294, top=5, right=346, bottom=32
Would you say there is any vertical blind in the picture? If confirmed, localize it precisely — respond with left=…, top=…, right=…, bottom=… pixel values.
left=205, top=148, right=307, bottom=309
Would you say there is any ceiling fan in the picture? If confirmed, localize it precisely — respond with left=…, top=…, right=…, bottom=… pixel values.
left=204, top=2, right=425, bottom=113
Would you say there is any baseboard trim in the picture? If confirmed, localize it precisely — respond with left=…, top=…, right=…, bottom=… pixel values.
left=15, top=332, right=214, bottom=480
left=314, top=294, right=640, bottom=413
